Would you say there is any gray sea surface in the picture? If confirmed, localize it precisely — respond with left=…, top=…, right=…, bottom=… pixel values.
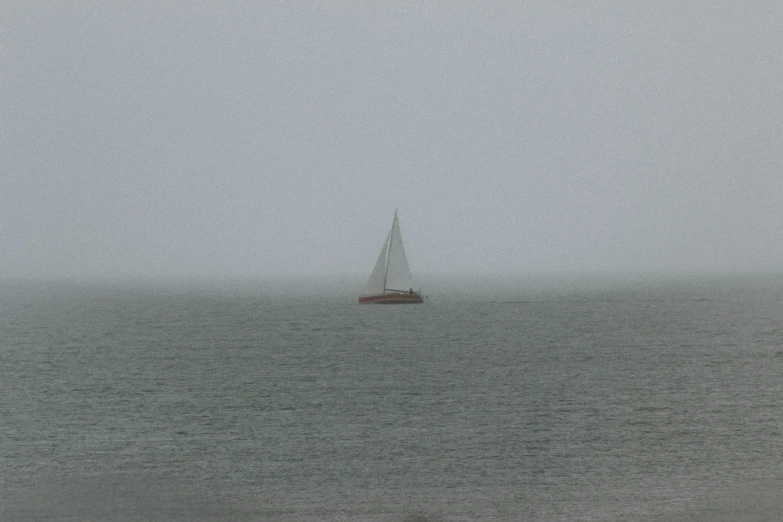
left=2, top=276, right=783, bottom=521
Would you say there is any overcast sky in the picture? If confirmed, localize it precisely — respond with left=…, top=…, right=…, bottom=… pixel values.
left=2, top=2, right=782, bottom=280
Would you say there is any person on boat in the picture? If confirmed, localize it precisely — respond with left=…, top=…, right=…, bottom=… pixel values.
left=409, top=288, right=413, bottom=295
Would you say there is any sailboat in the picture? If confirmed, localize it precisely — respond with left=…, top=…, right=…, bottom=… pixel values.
left=359, top=210, right=424, bottom=304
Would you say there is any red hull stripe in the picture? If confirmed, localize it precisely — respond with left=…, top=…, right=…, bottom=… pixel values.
left=358, top=293, right=423, bottom=304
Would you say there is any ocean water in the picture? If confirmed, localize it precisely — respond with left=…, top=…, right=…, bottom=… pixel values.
left=2, top=276, right=783, bottom=521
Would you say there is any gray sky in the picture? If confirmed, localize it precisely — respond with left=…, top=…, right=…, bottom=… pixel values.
left=2, top=2, right=782, bottom=280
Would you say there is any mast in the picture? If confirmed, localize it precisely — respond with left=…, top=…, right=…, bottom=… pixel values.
left=382, top=210, right=396, bottom=292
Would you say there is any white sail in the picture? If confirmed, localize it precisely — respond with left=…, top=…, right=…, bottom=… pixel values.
left=362, top=211, right=416, bottom=296
left=384, top=212, right=414, bottom=292
left=363, top=231, right=389, bottom=296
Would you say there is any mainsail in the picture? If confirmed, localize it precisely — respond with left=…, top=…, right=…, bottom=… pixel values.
left=384, top=213, right=414, bottom=292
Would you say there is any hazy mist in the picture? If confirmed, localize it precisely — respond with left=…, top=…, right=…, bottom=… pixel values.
left=3, top=3, right=782, bottom=281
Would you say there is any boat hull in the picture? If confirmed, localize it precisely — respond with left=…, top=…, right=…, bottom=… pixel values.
left=359, top=292, right=423, bottom=304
